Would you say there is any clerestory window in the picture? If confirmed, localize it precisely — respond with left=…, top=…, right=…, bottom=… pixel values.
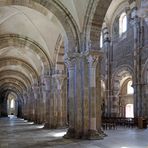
left=119, top=12, right=127, bottom=36
left=100, top=32, right=103, bottom=48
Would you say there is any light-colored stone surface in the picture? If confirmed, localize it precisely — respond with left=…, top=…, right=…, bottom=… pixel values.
left=0, top=5, right=63, bottom=63
left=0, top=117, right=148, bottom=148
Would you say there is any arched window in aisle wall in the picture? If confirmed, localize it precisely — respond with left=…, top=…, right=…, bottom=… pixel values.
left=10, top=99, right=15, bottom=109
left=127, top=80, right=134, bottom=94
left=126, top=104, right=134, bottom=118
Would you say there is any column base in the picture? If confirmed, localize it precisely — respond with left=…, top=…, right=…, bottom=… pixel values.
left=63, top=128, right=76, bottom=139
left=44, top=122, right=59, bottom=129
left=85, top=129, right=104, bottom=140
left=44, top=122, right=51, bottom=129
left=98, top=129, right=107, bottom=137
left=64, top=128, right=105, bottom=140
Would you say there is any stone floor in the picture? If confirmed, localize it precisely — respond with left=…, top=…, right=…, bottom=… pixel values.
left=0, top=117, right=148, bottom=148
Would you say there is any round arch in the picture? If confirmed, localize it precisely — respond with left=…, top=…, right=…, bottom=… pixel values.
left=0, top=77, right=27, bottom=90
left=0, top=34, right=52, bottom=74
left=0, top=85, right=24, bottom=103
left=0, top=81, right=25, bottom=93
left=0, top=0, right=80, bottom=52
left=0, top=70, right=32, bottom=86
left=0, top=57, right=39, bottom=80
left=4, top=89, right=23, bottom=102
left=83, top=0, right=112, bottom=50
left=112, top=65, right=134, bottom=96
left=0, top=86, right=23, bottom=102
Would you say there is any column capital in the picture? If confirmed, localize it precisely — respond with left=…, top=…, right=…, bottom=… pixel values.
left=32, top=84, right=40, bottom=99
left=130, top=6, right=141, bottom=26
left=85, top=50, right=103, bottom=68
left=52, top=74, right=67, bottom=90
left=64, top=52, right=81, bottom=69
left=102, top=25, right=111, bottom=44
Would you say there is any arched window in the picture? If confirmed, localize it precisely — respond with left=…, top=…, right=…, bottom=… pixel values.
left=10, top=99, right=15, bottom=109
left=127, top=80, right=134, bottom=94
left=100, top=32, right=103, bottom=48
left=126, top=104, right=134, bottom=118
left=119, top=12, right=127, bottom=35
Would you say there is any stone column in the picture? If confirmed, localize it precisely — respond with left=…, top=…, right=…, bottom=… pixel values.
left=25, top=91, right=30, bottom=120
left=62, top=76, right=68, bottom=126
left=53, top=74, right=66, bottom=127
left=64, top=53, right=77, bottom=138
left=21, top=98, right=25, bottom=118
left=40, top=76, right=47, bottom=124
left=64, top=51, right=103, bottom=139
left=86, top=50, right=104, bottom=139
left=143, top=84, right=148, bottom=117
left=32, top=85, right=39, bottom=123
left=137, top=4, right=148, bottom=117
left=33, top=85, right=41, bottom=124
left=44, top=74, right=58, bottom=128
left=103, top=25, right=112, bottom=117
left=38, top=82, right=43, bottom=123
left=43, top=74, right=65, bottom=129
left=64, top=52, right=83, bottom=138
left=28, top=87, right=35, bottom=121
left=43, top=75, right=51, bottom=128
left=96, top=56, right=104, bottom=133
left=130, top=5, right=144, bottom=117
left=22, top=92, right=28, bottom=119
left=36, top=79, right=47, bottom=124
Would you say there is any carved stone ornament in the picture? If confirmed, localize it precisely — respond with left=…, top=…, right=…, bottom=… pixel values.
left=64, top=52, right=81, bottom=69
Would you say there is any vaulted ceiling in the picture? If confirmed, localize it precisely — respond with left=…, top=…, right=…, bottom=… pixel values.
left=0, top=0, right=141, bottom=101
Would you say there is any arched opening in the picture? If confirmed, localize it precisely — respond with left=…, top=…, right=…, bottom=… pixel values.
left=119, top=79, right=134, bottom=118
left=7, top=92, right=18, bottom=117
left=119, top=12, right=127, bottom=36
left=126, top=104, right=134, bottom=118
left=127, top=80, right=134, bottom=95
left=100, top=32, right=103, bottom=48
left=10, top=99, right=15, bottom=109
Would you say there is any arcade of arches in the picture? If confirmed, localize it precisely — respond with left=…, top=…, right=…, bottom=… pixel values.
left=0, top=0, right=148, bottom=147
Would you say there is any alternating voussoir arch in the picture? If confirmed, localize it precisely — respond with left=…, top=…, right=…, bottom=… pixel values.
left=0, top=76, right=28, bottom=90
left=0, top=57, right=39, bottom=80
left=0, top=0, right=80, bottom=52
left=0, top=70, right=32, bottom=86
left=0, top=34, right=52, bottom=73
left=112, top=65, right=134, bottom=96
left=0, top=78, right=26, bottom=91
left=0, top=87, right=23, bottom=101
left=0, top=82, right=23, bottom=93
left=83, top=0, right=112, bottom=50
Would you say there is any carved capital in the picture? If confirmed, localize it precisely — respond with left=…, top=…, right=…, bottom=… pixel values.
left=43, top=75, right=51, bottom=91
left=64, top=52, right=80, bottom=69
left=52, top=74, right=66, bottom=90
left=85, top=50, right=103, bottom=68
left=32, top=85, right=40, bottom=99
left=130, top=7, right=141, bottom=26
left=102, top=26, right=110, bottom=43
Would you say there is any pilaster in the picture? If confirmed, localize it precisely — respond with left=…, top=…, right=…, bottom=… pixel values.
left=103, top=25, right=112, bottom=117
left=130, top=5, right=144, bottom=117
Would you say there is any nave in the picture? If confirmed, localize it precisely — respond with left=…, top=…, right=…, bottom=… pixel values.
left=0, top=116, right=148, bottom=148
